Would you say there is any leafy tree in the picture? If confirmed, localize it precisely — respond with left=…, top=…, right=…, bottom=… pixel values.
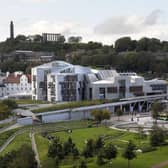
left=8, top=144, right=37, bottom=168
left=2, top=99, right=18, bottom=110
left=96, top=152, right=105, bottom=165
left=55, top=156, right=60, bottom=168
left=48, top=137, right=64, bottom=159
left=63, top=137, right=75, bottom=155
left=116, top=108, right=123, bottom=121
left=0, top=103, right=11, bottom=120
left=150, top=126, right=165, bottom=146
left=91, top=109, right=111, bottom=125
left=82, top=139, right=95, bottom=158
left=103, top=143, right=117, bottom=160
left=68, top=36, right=82, bottom=43
left=115, top=37, right=133, bottom=52
left=151, top=102, right=163, bottom=124
left=102, top=109, right=111, bottom=125
left=79, top=160, right=87, bottom=168
left=72, top=147, right=79, bottom=158
left=95, top=136, right=104, bottom=151
left=123, top=141, right=136, bottom=168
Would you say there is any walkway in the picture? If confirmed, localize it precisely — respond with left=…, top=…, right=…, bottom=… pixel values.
left=152, top=160, right=168, bottom=168
left=30, top=132, right=41, bottom=168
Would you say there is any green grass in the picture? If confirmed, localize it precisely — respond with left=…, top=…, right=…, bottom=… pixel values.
left=34, top=127, right=168, bottom=168
left=32, top=99, right=117, bottom=113
left=0, top=129, right=20, bottom=147
left=35, top=134, right=55, bottom=168
left=1, top=133, right=31, bottom=156
left=52, top=127, right=124, bottom=150
left=16, top=99, right=49, bottom=104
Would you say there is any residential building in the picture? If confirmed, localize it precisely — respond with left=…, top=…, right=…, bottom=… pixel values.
left=32, top=61, right=167, bottom=102
left=4, top=71, right=32, bottom=98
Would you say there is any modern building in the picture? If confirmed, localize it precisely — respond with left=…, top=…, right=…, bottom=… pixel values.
left=32, top=61, right=167, bottom=102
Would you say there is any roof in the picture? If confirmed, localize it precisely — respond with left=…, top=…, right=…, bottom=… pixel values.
left=4, top=73, right=31, bottom=84
left=92, top=79, right=115, bottom=85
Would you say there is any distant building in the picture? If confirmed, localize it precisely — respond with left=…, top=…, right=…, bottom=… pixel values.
left=1, top=50, right=55, bottom=63
left=10, top=21, right=14, bottom=39
left=42, top=33, right=65, bottom=43
left=3, top=71, right=32, bottom=98
left=32, top=61, right=167, bottom=102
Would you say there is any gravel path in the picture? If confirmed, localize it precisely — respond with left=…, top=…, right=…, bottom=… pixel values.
left=152, top=161, right=168, bottom=168
left=30, top=132, right=41, bottom=168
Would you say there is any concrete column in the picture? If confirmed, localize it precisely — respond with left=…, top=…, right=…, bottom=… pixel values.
left=138, top=102, right=142, bottom=113
left=69, top=110, right=72, bottom=120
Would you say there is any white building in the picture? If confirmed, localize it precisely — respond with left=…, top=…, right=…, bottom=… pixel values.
left=32, top=61, right=167, bottom=102
left=4, top=71, right=32, bottom=98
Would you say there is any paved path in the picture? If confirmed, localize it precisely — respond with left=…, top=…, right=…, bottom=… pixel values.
left=152, top=160, right=168, bottom=168
left=0, top=123, right=22, bottom=134
left=30, top=132, right=41, bottom=168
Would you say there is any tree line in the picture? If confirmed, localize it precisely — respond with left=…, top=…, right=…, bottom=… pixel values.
left=1, top=36, right=168, bottom=76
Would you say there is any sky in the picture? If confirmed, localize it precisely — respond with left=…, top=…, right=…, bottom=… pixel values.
left=1, top=0, right=168, bottom=44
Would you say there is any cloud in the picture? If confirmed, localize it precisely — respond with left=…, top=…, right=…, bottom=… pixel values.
left=94, top=16, right=141, bottom=35
left=144, top=9, right=162, bottom=25
left=2, top=10, right=168, bottom=45
left=94, top=10, right=162, bottom=36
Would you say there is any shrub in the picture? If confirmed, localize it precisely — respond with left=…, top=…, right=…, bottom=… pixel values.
left=141, top=146, right=156, bottom=153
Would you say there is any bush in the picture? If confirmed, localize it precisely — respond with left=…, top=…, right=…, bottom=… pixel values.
left=141, top=146, right=156, bottom=153
left=2, top=99, right=18, bottom=109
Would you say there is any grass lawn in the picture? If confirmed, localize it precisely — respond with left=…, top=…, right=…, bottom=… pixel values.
left=16, top=99, right=48, bottom=104
left=0, top=132, right=31, bottom=156
left=32, top=99, right=116, bottom=113
left=35, top=127, right=164, bottom=168
left=0, top=129, right=20, bottom=147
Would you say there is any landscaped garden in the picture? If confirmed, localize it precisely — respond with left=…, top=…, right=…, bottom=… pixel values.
left=34, top=126, right=168, bottom=168
left=0, top=118, right=168, bottom=168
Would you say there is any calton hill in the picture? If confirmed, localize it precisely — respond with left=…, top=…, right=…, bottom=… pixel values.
left=1, top=36, right=168, bottom=168
left=1, top=36, right=168, bottom=80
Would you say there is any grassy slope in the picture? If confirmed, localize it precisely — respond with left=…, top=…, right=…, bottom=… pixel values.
left=0, top=133, right=31, bottom=156
left=32, top=99, right=116, bottom=113
left=35, top=127, right=164, bottom=168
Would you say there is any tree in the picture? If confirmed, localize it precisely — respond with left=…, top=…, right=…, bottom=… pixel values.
left=63, top=137, right=75, bottom=155
left=95, top=136, right=104, bottom=151
left=8, top=144, right=37, bottom=168
left=15, top=35, right=27, bottom=42
left=151, top=102, right=163, bottom=124
left=48, top=137, right=64, bottom=159
left=55, top=156, right=60, bottom=168
left=2, top=99, right=18, bottom=110
left=150, top=126, right=165, bottom=146
left=91, top=109, right=111, bottom=125
left=79, top=160, right=87, bottom=168
left=0, top=103, right=11, bottom=120
left=103, top=143, right=117, bottom=160
left=102, top=109, right=111, bottom=125
left=116, top=108, right=123, bottom=121
left=96, top=152, right=105, bottom=166
left=68, top=36, right=82, bottom=43
left=115, top=37, right=133, bottom=52
left=82, top=139, right=95, bottom=158
left=123, top=141, right=136, bottom=168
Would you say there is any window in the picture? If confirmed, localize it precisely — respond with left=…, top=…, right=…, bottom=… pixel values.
left=129, top=86, right=143, bottom=93
left=107, top=87, right=118, bottom=93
